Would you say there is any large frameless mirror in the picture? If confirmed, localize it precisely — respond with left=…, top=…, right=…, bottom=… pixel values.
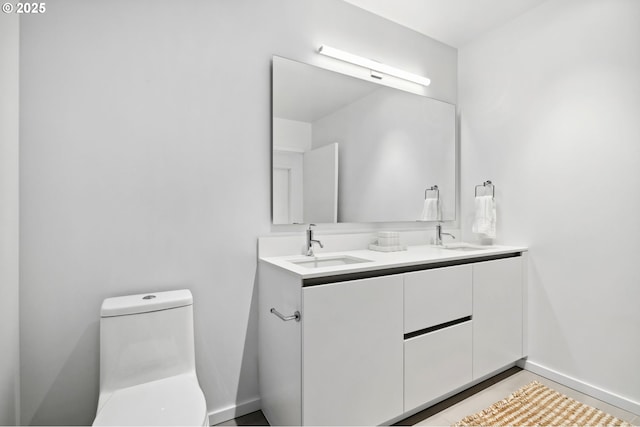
left=272, top=56, right=456, bottom=224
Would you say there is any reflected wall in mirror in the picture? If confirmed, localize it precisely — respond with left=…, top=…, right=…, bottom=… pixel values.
left=272, top=56, right=456, bottom=224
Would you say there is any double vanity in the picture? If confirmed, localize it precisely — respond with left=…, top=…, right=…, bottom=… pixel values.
left=265, top=52, right=522, bottom=426
left=258, top=241, right=528, bottom=425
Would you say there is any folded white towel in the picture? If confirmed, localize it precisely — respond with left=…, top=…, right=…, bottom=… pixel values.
left=472, top=196, right=496, bottom=239
left=420, top=198, right=441, bottom=221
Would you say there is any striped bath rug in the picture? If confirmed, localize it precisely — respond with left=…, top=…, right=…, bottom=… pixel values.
left=454, top=381, right=632, bottom=426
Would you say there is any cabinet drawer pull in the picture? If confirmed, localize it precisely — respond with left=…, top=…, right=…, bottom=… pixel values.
left=270, top=308, right=301, bottom=322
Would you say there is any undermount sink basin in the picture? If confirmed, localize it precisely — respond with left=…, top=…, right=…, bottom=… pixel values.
left=290, top=255, right=373, bottom=269
left=440, top=243, right=492, bottom=251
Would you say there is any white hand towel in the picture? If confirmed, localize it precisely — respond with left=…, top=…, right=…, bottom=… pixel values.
left=472, top=195, right=496, bottom=239
left=420, top=198, right=441, bottom=221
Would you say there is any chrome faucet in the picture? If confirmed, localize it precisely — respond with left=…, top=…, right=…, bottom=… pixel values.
left=435, top=223, right=455, bottom=246
left=306, top=224, right=324, bottom=256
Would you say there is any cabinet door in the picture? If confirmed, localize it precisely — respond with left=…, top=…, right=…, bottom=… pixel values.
left=302, top=275, right=403, bottom=426
left=404, top=265, right=472, bottom=333
left=404, top=321, right=472, bottom=412
left=472, top=257, right=523, bottom=380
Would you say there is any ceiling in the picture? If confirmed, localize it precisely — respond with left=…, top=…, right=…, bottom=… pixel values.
left=343, top=0, right=548, bottom=47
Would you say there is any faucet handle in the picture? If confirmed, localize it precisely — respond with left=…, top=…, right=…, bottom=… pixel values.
left=308, top=223, right=316, bottom=230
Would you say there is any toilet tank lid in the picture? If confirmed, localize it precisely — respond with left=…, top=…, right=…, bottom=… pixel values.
left=101, top=289, right=193, bottom=318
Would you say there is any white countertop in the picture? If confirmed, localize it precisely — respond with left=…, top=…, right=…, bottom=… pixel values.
left=260, top=244, right=528, bottom=279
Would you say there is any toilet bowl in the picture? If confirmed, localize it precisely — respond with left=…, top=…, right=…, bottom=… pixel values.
left=93, top=289, right=209, bottom=426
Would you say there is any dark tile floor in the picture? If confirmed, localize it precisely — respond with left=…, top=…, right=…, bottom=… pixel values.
left=215, top=410, right=269, bottom=426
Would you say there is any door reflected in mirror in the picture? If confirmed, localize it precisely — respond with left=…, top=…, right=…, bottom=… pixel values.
left=272, top=56, right=456, bottom=224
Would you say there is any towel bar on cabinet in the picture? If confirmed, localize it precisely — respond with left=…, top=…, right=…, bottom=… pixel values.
left=270, top=307, right=301, bottom=322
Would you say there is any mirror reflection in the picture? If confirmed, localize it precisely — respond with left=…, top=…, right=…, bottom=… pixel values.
left=272, top=56, right=456, bottom=224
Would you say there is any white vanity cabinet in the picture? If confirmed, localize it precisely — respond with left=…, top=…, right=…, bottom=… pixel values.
left=403, top=266, right=473, bottom=412
left=404, top=322, right=472, bottom=411
left=472, top=256, right=525, bottom=380
left=258, top=267, right=404, bottom=426
left=303, top=276, right=403, bottom=425
left=403, top=265, right=472, bottom=333
left=258, top=250, right=527, bottom=426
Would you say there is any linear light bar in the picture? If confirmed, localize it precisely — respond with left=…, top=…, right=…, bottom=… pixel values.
left=318, top=45, right=431, bottom=87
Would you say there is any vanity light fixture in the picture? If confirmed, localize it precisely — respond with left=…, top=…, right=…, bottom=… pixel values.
left=318, top=44, right=431, bottom=87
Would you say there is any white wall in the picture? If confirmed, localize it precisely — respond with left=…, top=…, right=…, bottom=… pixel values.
left=460, top=0, right=640, bottom=410
left=19, top=1, right=457, bottom=424
left=273, top=118, right=311, bottom=152
left=0, top=12, right=20, bottom=426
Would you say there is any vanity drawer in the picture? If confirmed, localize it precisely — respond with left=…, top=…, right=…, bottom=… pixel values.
left=404, top=265, right=472, bottom=333
left=404, top=321, right=472, bottom=412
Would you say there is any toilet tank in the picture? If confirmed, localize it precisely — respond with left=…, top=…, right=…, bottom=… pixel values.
left=98, top=289, right=196, bottom=402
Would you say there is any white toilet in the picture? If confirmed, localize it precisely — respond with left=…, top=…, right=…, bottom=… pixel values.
left=93, top=289, right=210, bottom=426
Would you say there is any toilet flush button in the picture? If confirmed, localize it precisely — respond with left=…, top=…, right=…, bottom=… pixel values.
left=143, top=295, right=156, bottom=300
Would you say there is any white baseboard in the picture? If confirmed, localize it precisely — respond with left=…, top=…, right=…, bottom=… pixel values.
left=519, top=359, right=640, bottom=415
left=207, top=397, right=261, bottom=426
